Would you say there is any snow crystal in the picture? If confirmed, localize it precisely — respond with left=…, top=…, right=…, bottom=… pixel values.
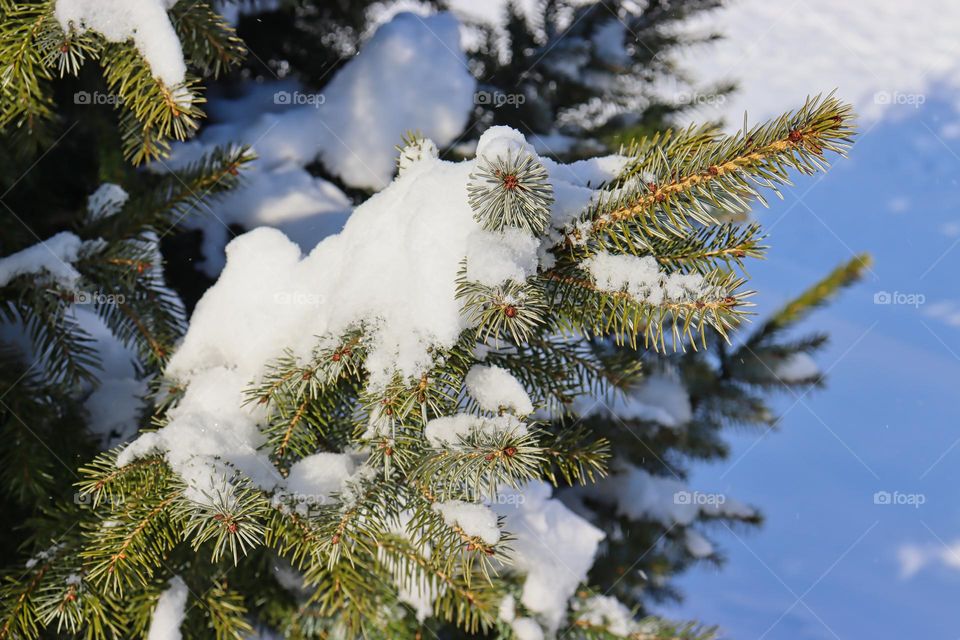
left=433, top=500, right=501, bottom=544
left=87, top=183, right=129, bottom=220
left=464, top=365, right=534, bottom=415
left=464, top=228, right=540, bottom=287
left=573, top=594, right=638, bottom=636
left=492, top=482, right=605, bottom=633
left=584, top=252, right=710, bottom=306
left=511, top=617, right=544, bottom=640
left=423, top=414, right=527, bottom=448
left=147, top=575, right=189, bottom=640
left=55, top=0, right=189, bottom=91
left=0, top=232, right=100, bottom=288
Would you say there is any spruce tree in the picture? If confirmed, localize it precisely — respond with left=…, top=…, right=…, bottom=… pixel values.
left=0, top=2, right=869, bottom=639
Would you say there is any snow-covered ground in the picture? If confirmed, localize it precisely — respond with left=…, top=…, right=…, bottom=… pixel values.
left=653, top=2, right=960, bottom=638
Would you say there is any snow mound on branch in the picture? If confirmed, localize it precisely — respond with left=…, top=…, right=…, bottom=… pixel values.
left=584, top=252, right=710, bottom=305
left=146, top=575, right=189, bottom=640
left=285, top=453, right=356, bottom=500
left=423, top=414, right=528, bottom=448
left=433, top=500, right=501, bottom=544
left=0, top=232, right=102, bottom=288
left=492, top=482, right=605, bottom=633
left=117, top=126, right=625, bottom=504
left=162, top=12, right=476, bottom=275
left=55, top=0, right=188, bottom=90
left=465, top=365, right=534, bottom=415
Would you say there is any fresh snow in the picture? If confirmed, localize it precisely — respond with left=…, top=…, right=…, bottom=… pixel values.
left=573, top=594, right=639, bottom=636
left=422, top=414, right=527, bottom=449
left=54, top=0, right=189, bottom=92
left=146, top=575, right=189, bottom=640
left=511, top=617, right=544, bottom=640
left=284, top=453, right=356, bottom=501
left=492, top=482, right=605, bottom=633
left=116, top=126, right=624, bottom=505
left=160, top=12, right=476, bottom=275
left=87, top=183, right=129, bottom=220
left=432, top=500, right=501, bottom=544
left=0, top=232, right=101, bottom=288
left=464, top=229, right=539, bottom=287
left=464, top=365, right=534, bottom=415
left=584, top=252, right=712, bottom=306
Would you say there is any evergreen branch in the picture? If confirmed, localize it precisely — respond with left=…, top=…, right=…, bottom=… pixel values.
left=741, top=252, right=871, bottom=349
left=564, top=95, right=854, bottom=246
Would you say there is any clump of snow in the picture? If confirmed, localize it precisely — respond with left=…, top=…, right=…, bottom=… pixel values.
left=79, top=307, right=148, bottom=445
left=159, top=11, right=475, bottom=274
left=619, top=371, right=692, bottom=428
left=511, top=617, right=545, bottom=640
left=475, top=126, right=537, bottom=164
left=584, top=252, right=712, bottom=305
left=464, top=365, right=534, bottom=415
left=498, top=594, right=516, bottom=622
left=773, top=352, right=820, bottom=382
left=397, top=136, right=439, bottom=177
left=464, top=228, right=540, bottom=287
left=285, top=453, right=356, bottom=502
left=115, top=126, right=619, bottom=520
left=0, top=232, right=102, bottom=288
left=492, top=481, right=605, bottom=633
left=54, top=0, right=189, bottom=92
left=433, top=500, right=501, bottom=544
left=146, top=575, right=189, bottom=640
left=423, top=414, right=527, bottom=448
left=573, top=594, right=638, bottom=636
left=684, top=529, right=714, bottom=559
left=87, top=183, right=129, bottom=220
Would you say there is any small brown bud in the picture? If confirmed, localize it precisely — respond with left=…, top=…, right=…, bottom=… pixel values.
left=788, top=129, right=803, bottom=143
left=708, top=165, right=720, bottom=176
left=332, top=352, right=341, bottom=362
left=504, top=446, right=517, bottom=457
left=331, top=534, right=341, bottom=544
left=503, top=305, right=517, bottom=318
left=227, top=522, right=238, bottom=534
left=502, top=174, right=519, bottom=190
